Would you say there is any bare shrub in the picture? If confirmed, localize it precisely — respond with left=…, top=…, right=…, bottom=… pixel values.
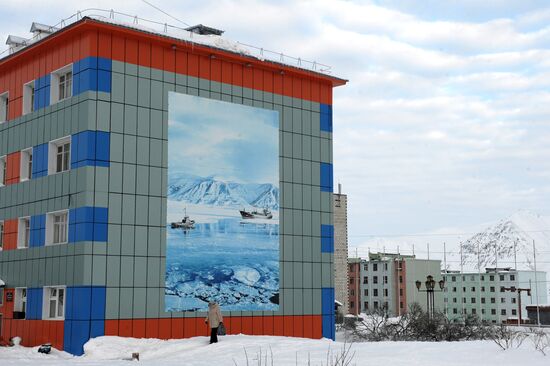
left=529, top=327, right=550, bottom=356
left=490, top=324, right=527, bottom=350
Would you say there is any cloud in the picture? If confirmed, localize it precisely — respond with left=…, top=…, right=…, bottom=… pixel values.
left=1, top=0, right=549, bottom=244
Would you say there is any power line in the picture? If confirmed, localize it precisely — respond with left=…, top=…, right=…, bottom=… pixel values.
left=348, top=229, right=550, bottom=238
left=141, top=0, right=191, bottom=27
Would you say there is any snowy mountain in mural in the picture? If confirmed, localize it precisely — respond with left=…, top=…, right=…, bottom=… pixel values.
left=168, top=173, right=279, bottom=210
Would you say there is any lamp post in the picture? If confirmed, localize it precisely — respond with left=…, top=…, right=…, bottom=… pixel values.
left=416, top=275, right=445, bottom=319
left=502, top=286, right=531, bottom=325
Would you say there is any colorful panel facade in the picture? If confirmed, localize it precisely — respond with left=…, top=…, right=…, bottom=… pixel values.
left=0, top=17, right=345, bottom=355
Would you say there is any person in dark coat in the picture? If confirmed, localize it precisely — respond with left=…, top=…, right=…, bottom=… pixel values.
left=205, top=301, right=223, bottom=344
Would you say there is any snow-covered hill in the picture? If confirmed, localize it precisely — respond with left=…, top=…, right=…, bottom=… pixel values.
left=355, top=210, right=550, bottom=274
left=168, top=173, right=279, bottom=210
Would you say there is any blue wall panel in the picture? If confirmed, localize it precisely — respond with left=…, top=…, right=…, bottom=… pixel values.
left=320, top=104, right=333, bottom=132
left=64, top=286, right=106, bottom=356
left=73, top=57, right=112, bottom=96
left=321, top=224, right=334, bottom=253
left=321, top=287, right=335, bottom=340
left=71, top=130, right=111, bottom=169
left=68, top=206, right=109, bottom=243
left=320, top=162, right=333, bottom=192
left=29, top=214, right=46, bottom=247
left=25, top=288, right=43, bottom=320
left=32, top=143, right=48, bottom=178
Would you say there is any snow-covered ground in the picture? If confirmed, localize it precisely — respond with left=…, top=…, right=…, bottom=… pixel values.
left=0, top=334, right=547, bottom=365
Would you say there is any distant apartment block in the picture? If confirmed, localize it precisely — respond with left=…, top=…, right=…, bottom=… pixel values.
left=442, top=268, right=548, bottom=323
left=348, top=253, right=442, bottom=316
left=333, top=184, right=348, bottom=315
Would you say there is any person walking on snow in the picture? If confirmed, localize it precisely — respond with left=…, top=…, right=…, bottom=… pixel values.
left=205, top=301, right=223, bottom=344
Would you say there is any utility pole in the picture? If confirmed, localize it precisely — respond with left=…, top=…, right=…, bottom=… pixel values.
left=533, top=239, right=541, bottom=326
left=502, top=286, right=531, bottom=325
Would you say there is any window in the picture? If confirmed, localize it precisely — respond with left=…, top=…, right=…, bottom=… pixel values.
left=471, top=287, right=476, bottom=292
left=0, top=155, right=6, bottom=186
left=462, top=287, right=466, bottom=292
left=512, top=309, right=517, bottom=316
left=51, top=65, right=73, bottom=104
left=15, top=288, right=27, bottom=315
left=17, top=217, right=30, bottom=249
left=46, top=211, right=68, bottom=245
left=349, top=278, right=354, bottom=284
left=363, top=276, right=368, bottom=284
left=364, top=302, right=369, bottom=310
left=499, top=275, right=505, bottom=281
left=373, top=263, right=378, bottom=272
left=20, top=148, right=33, bottom=181
left=489, top=275, right=494, bottom=281
left=350, top=301, right=354, bottom=309
left=373, top=276, right=378, bottom=284
left=0, top=220, right=4, bottom=250
left=363, top=264, right=368, bottom=271
left=453, top=308, right=458, bottom=314
left=364, top=289, right=368, bottom=296
left=510, top=275, right=515, bottom=281
left=491, top=309, right=496, bottom=315
left=400, top=302, right=404, bottom=309
left=451, top=276, right=456, bottom=282
left=383, top=302, right=388, bottom=309
left=452, top=287, right=457, bottom=292
left=463, top=297, right=466, bottom=303
left=512, top=298, right=516, bottom=304
left=481, top=275, right=485, bottom=281
left=481, top=298, right=486, bottom=304
left=399, top=276, right=403, bottom=284
left=500, top=287, right=505, bottom=293
left=384, top=263, right=388, bottom=271
left=44, top=286, right=65, bottom=320
left=490, top=298, right=496, bottom=304
left=490, top=286, right=495, bottom=292
left=482, top=309, right=486, bottom=314
left=383, top=276, right=388, bottom=284
left=374, top=301, right=379, bottom=309
left=384, top=289, right=388, bottom=297
left=501, top=309, right=506, bottom=316
left=471, top=297, right=476, bottom=304
left=399, top=288, right=403, bottom=296
left=48, top=137, right=71, bottom=174
left=501, top=298, right=506, bottom=304
left=0, top=92, right=8, bottom=123
left=350, top=289, right=355, bottom=296
left=349, top=265, right=354, bottom=272
left=470, top=275, right=475, bottom=281
left=481, top=286, right=485, bottom=292
left=23, top=81, right=35, bottom=115
left=373, top=289, right=378, bottom=297
left=453, top=298, right=457, bottom=303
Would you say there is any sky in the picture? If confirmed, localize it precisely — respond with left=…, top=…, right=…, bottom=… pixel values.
left=1, top=0, right=549, bottom=247
left=168, top=93, right=279, bottom=185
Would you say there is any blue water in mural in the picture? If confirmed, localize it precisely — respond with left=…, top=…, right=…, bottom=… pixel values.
left=165, top=218, right=280, bottom=312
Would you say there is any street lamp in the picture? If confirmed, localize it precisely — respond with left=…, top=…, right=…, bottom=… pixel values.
left=416, top=275, right=445, bottom=319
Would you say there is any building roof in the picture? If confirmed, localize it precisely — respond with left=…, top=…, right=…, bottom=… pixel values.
left=1, top=13, right=347, bottom=87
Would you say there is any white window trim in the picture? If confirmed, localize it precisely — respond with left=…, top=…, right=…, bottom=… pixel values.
left=0, top=155, right=6, bottom=187
left=43, top=286, right=66, bottom=320
left=14, top=287, right=27, bottom=315
left=45, top=209, right=69, bottom=246
left=17, top=216, right=30, bottom=249
left=0, top=91, right=8, bottom=123
left=23, top=80, right=35, bottom=115
left=50, top=64, right=73, bottom=104
left=48, top=136, right=71, bottom=175
left=0, top=220, right=4, bottom=251
left=20, top=148, right=33, bottom=182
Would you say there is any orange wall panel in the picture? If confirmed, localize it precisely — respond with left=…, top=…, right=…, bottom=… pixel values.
left=145, top=318, right=159, bottom=339
left=163, top=48, right=175, bottom=73
left=175, top=50, right=188, bottom=76
left=283, top=316, right=294, bottom=337
left=3, top=219, right=18, bottom=250
left=125, top=38, right=139, bottom=65
left=252, top=316, right=263, bottom=335
left=98, top=31, right=112, bottom=60
left=118, top=319, right=132, bottom=337
left=6, top=151, right=21, bottom=185
left=104, top=320, right=119, bottom=336
left=183, top=318, right=196, bottom=338
left=199, top=55, right=211, bottom=80
left=139, top=41, right=152, bottom=68
left=241, top=316, right=253, bottom=335
left=229, top=316, right=241, bottom=335
left=171, top=318, right=184, bottom=339
left=151, top=44, right=164, bottom=70
left=188, top=54, right=199, bottom=78
left=211, top=59, right=221, bottom=83
left=273, top=316, right=284, bottom=336
left=243, top=65, right=253, bottom=89
left=132, top=319, right=146, bottom=338
left=262, top=316, right=274, bottom=336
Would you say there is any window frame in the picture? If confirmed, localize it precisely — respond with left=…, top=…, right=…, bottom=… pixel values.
left=14, top=287, right=27, bottom=316
left=0, top=220, right=4, bottom=250
left=17, top=216, right=30, bottom=249
left=0, top=91, right=8, bottom=123
left=46, top=210, right=69, bottom=246
left=48, top=136, right=71, bottom=175
left=23, top=80, right=35, bottom=115
left=50, top=64, right=73, bottom=104
left=20, top=148, right=33, bottom=182
left=43, top=286, right=66, bottom=320
left=0, top=155, right=6, bottom=187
